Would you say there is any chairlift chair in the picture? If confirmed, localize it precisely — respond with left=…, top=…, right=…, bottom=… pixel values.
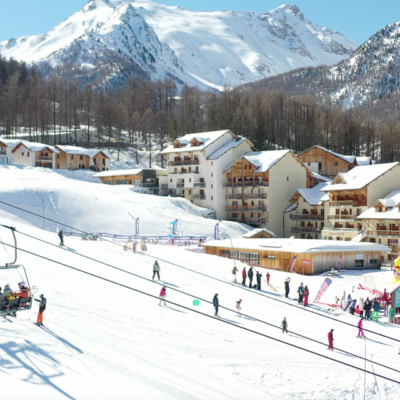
left=0, top=226, right=33, bottom=316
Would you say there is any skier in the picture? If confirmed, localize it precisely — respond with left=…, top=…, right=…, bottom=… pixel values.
left=349, top=298, right=357, bottom=315
left=213, top=293, right=219, bottom=317
left=152, top=261, right=161, bottom=280
left=248, top=267, right=254, bottom=288
left=364, top=298, right=372, bottom=320
left=14, top=281, right=30, bottom=307
left=382, top=289, right=390, bottom=305
left=359, top=297, right=365, bottom=318
left=232, top=266, right=238, bottom=283
left=284, top=277, right=290, bottom=298
left=357, top=317, right=365, bottom=338
left=58, top=230, right=64, bottom=246
left=372, top=300, right=381, bottom=321
left=34, top=294, right=46, bottom=326
left=236, top=299, right=242, bottom=316
left=327, top=329, right=334, bottom=350
left=303, top=285, right=309, bottom=306
left=242, top=267, right=247, bottom=287
left=281, top=317, right=288, bottom=334
left=266, top=272, right=270, bottom=284
left=343, top=294, right=352, bottom=312
left=256, top=271, right=262, bottom=290
left=297, top=283, right=304, bottom=303
left=159, top=287, right=167, bottom=306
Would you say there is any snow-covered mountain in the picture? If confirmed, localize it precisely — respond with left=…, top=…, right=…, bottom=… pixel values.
left=0, top=0, right=359, bottom=90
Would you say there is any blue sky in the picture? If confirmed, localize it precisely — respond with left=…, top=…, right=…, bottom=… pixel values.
left=0, top=0, right=398, bottom=44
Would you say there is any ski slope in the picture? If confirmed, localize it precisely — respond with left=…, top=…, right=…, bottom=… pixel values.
left=0, top=165, right=248, bottom=238
left=0, top=209, right=399, bottom=398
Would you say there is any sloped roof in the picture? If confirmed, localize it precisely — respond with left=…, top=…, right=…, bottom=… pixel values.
left=357, top=190, right=400, bottom=220
left=161, top=130, right=231, bottom=154
left=322, top=162, right=399, bottom=191
left=93, top=169, right=144, bottom=178
left=298, top=145, right=356, bottom=164
left=356, top=157, right=372, bottom=166
left=224, top=149, right=291, bottom=173
left=311, top=172, right=332, bottom=182
left=56, top=145, right=111, bottom=159
left=284, top=202, right=298, bottom=213
left=207, top=137, right=253, bottom=160
left=13, top=141, right=59, bottom=153
left=243, top=228, right=276, bottom=238
left=294, top=183, right=330, bottom=206
left=0, top=138, right=23, bottom=148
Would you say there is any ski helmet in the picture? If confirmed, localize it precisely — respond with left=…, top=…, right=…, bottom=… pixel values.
left=18, top=281, right=26, bottom=286
left=40, top=294, right=44, bottom=298
left=331, top=329, right=334, bottom=332
left=4, top=284, right=10, bottom=289
left=284, top=317, right=286, bottom=319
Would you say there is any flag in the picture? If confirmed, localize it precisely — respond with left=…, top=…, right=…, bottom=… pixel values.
left=290, top=256, right=297, bottom=272
left=313, top=278, right=333, bottom=303
left=214, top=223, right=219, bottom=240
left=338, top=255, right=342, bottom=272
left=170, top=219, right=178, bottom=235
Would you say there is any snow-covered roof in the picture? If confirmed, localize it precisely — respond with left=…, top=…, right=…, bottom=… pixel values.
left=284, top=202, right=298, bottom=213
left=356, top=157, right=372, bottom=166
left=14, top=141, right=59, bottom=153
left=161, top=130, right=231, bottom=154
left=207, top=137, right=252, bottom=160
left=321, top=162, right=399, bottom=192
left=311, top=172, right=332, bottom=182
left=293, top=183, right=330, bottom=206
left=93, top=169, right=145, bottom=178
left=242, top=228, right=276, bottom=238
left=298, top=145, right=356, bottom=164
left=0, top=138, right=23, bottom=148
left=56, top=145, right=111, bottom=159
left=205, top=238, right=390, bottom=254
left=224, top=149, right=291, bottom=173
left=357, top=190, right=400, bottom=220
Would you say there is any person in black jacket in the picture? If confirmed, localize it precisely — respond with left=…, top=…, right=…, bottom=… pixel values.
left=213, top=293, right=219, bottom=317
left=35, top=294, right=47, bottom=326
left=281, top=317, right=288, bottom=334
left=256, top=271, right=262, bottom=290
left=364, top=298, right=372, bottom=320
left=297, top=283, right=304, bottom=304
left=58, top=230, right=64, bottom=246
left=284, top=278, right=290, bottom=298
left=248, top=267, right=254, bottom=288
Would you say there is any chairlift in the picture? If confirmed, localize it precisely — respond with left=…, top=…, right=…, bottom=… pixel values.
left=0, top=226, right=33, bottom=317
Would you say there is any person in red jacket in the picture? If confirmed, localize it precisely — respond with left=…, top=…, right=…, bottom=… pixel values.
left=266, top=272, right=270, bottom=284
left=14, top=281, right=30, bottom=307
left=303, top=285, right=309, bottom=306
left=328, top=329, right=334, bottom=350
left=382, top=289, right=389, bottom=305
left=242, top=267, right=247, bottom=287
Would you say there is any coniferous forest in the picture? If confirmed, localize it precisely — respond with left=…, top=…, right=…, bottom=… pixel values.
left=1, top=56, right=400, bottom=163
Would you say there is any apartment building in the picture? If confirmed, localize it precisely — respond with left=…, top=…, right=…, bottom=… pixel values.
left=55, top=145, right=111, bottom=171
left=12, top=142, right=59, bottom=168
left=357, top=190, right=400, bottom=262
left=161, top=130, right=253, bottom=218
left=321, top=162, right=400, bottom=241
left=284, top=183, right=329, bottom=239
left=298, top=145, right=373, bottom=179
left=94, top=168, right=168, bottom=196
left=223, top=150, right=309, bottom=236
left=0, top=139, right=21, bottom=164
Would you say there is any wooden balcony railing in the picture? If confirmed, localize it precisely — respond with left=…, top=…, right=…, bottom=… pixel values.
left=169, top=170, right=199, bottom=174
left=194, top=182, right=206, bottom=188
left=223, top=181, right=269, bottom=187
left=290, top=214, right=324, bottom=220
left=327, top=215, right=356, bottom=220
left=168, top=159, right=199, bottom=166
left=228, top=218, right=267, bottom=225
left=292, top=227, right=322, bottom=233
left=362, top=230, right=400, bottom=237
left=329, top=200, right=367, bottom=207
left=194, top=194, right=206, bottom=200
left=226, top=206, right=267, bottom=211
left=225, top=193, right=267, bottom=199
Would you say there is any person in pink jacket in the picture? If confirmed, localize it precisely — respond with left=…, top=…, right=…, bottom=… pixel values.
left=159, top=286, right=167, bottom=306
left=357, top=317, right=365, bottom=338
left=236, top=299, right=242, bottom=316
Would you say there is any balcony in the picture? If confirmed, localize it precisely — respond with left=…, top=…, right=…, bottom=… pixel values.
left=169, top=170, right=199, bottom=175
left=161, top=184, right=168, bottom=189
left=228, top=217, right=267, bottom=225
left=168, top=159, right=199, bottom=166
left=194, top=182, right=206, bottom=188
left=37, top=157, right=53, bottom=161
left=329, top=200, right=367, bottom=207
left=135, top=183, right=158, bottom=188
left=292, top=227, right=322, bottom=233
left=224, top=181, right=269, bottom=187
left=177, top=183, right=185, bottom=188
left=322, top=227, right=359, bottom=232
left=290, top=214, right=324, bottom=220
left=327, top=215, right=357, bottom=221
left=194, top=194, right=206, bottom=200
left=362, top=230, right=400, bottom=237
left=226, top=206, right=267, bottom=212
left=225, top=193, right=267, bottom=199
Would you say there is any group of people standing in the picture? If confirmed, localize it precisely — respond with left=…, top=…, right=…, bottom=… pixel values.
left=232, top=266, right=269, bottom=291
left=297, top=283, right=310, bottom=306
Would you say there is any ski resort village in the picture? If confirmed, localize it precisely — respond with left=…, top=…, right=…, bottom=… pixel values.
left=1, top=1, right=400, bottom=399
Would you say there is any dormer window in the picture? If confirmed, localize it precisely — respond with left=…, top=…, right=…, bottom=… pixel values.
left=190, top=138, right=204, bottom=147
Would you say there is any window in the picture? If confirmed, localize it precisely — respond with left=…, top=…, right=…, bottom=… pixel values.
left=80, top=155, right=83, bottom=160
left=27, top=152, right=30, bottom=157
left=116, top=180, right=127, bottom=185
left=170, top=179, right=172, bottom=182
left=211, top=161, right=213, bottom=165
left=189, top=190, right=192, bottom=194
left=211, top=173, right=213, bottom=177
left=57, top=154, right=60, bottom=159
left=333, top=162, right=338, bottom=166
left=211, top=196, right=213, bottom=200
left=370, top=259, right=378, bottom=264
left=105, top=181, right=114, bottom=185
left=211, top=184, right=213, bottom=189
left=22, top=152, right=24, bottom=156
left=357, top=209, right=361, bottom=216
left=287, top=176, right=289, bottom=181
left=189, top=178, right=192, bottom=182
left=388, top=239, right=398, bottom=247
left=71, top=155, right=74, bottom=160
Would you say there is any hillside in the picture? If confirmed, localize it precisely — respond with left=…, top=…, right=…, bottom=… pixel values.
left=0, top=206, right=399, bottom=398
left=0, top=1, right=359, bottom=90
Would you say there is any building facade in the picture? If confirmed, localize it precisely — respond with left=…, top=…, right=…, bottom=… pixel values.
left=55, top=145, right=110, bottom=171
left=161, top=130, right=253, bottom=218
left=12, top=142, right=59, bottom=168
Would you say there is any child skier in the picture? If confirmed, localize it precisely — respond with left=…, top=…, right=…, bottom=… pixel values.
left=327, top=329, right=334, bottom=350
left=236, top=299, right=242, bottom=316
left=303, top=286, right=309, bottom=306
left=357, top=317, right=365, bottom=338
left=281, top=317, right=288, bottom=334
left=159, top=287, right=167, bottom=306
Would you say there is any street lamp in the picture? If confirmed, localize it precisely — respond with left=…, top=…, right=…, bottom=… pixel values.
left=128, top=212, right=139, bottom=246
left=218, top=220, right=236, bottom=268
left=36, top=191, right=45, bottom=230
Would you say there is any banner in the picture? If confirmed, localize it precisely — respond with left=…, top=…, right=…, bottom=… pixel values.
left=338, top=255, right=342, bottom=272
left=170, top=219, right=178, bottom=235
left=313, top=278, right=333, bottom=303
left=290, top=256, right=297, bottom=272
left=135, top=218, right=139, bottom=235
left=214, top=223, right=219, bottom=240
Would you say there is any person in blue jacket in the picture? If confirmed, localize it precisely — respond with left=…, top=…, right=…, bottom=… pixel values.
left=213, top=293, right=219, bottom=317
